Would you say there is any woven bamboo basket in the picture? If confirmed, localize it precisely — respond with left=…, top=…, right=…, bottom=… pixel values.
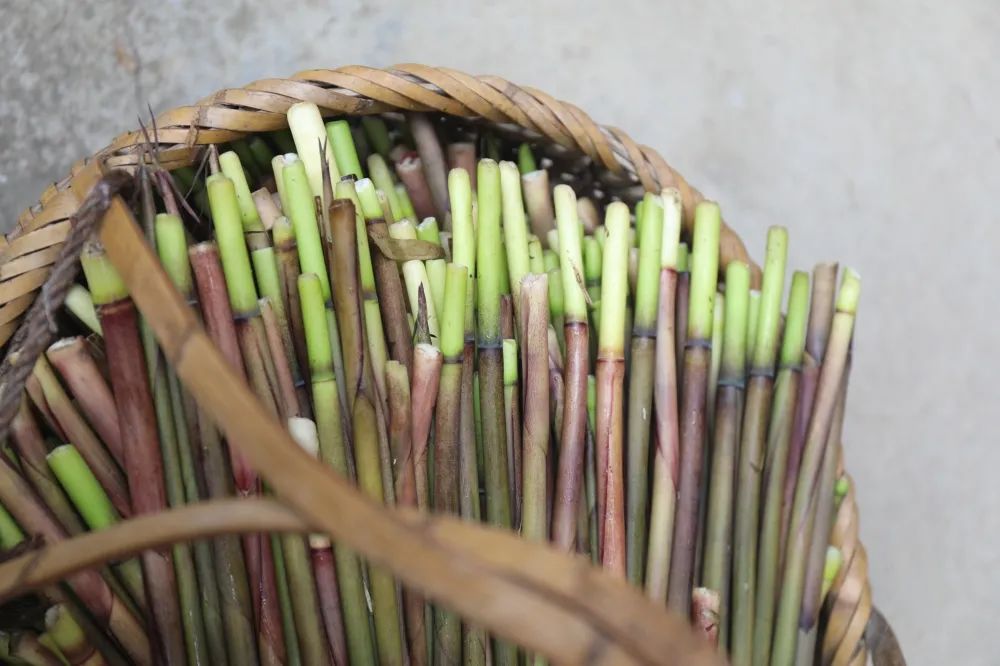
left=0, top=64, right=905, bottom=665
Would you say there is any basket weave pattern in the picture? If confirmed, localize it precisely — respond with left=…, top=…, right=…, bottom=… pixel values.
left=0, top=64, right=892, bottom=664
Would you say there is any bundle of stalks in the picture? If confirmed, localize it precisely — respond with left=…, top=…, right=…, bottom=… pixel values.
left=8, top=109, right=866, bottom=666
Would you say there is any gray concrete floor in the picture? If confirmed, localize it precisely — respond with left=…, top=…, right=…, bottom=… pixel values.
left=3, top=0, right=998, bottom=662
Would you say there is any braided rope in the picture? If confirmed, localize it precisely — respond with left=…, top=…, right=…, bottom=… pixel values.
left=0, top=170, right=132, bottom=441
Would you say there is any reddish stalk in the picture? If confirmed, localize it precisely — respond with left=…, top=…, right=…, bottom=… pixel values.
left=411, top=343, right=443, bottom=513
left=408, top=114, right=450, bottom=223
left=260, top=297, right=300, bottom=420
left=781, top=262, right=838, bottom=556
left=692, top=588, right=721, bottom=647
left=82, top=245, right=185, bottom=665
left=367, top=215, right=414, bottom=376
left=521, top=275, right=551, bottom=545
left=644, top=190, right=682, bottom=602
left=394, top=154, right=437, bottom=221
left=666, top=206, right=721, bottom=614
left=46, top=337, right=124, bottom=466
left=10, top=399, right=84, bottom=534
left=188, top=242, right=284, bottom=665
left=594, top=203, right=630, bottom=577
left=31, top=356, right=131, bottom=518
left=387, top=361, right=428, bottom=666
left=500, top=296, right=523, bottom=526
left=0, top=454, right=150, bottom=663
left=446, top=142, right=477, bottom=190
left=272, top=217, right=313, bottom=416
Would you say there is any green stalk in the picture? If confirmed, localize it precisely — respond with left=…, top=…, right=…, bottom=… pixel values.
left=326, top=120, right=364, bottom=179
left=154, top=211, right=230, bottom=664
left=517, top=143, right=537, bottom=174
left=475, top=160, right=513, bottom=533
left=701, top=261, right=750, bottom=650
left=730, top=227, right=788, bottom=665
left=361, top=116, right=392, bottom=159
left=298, top=273, right=376, bottom=666
left=432, top=264, right=467, bottom=663
left=543, top=250, right=565, bottom=356
left=520, top=274, right=550, bottom=545
left=272, top=155, right=291, bottom=215
left=336, top=179, right=390, bottom=411
left=81, top=242, right=186, bottom=665
left=584, top=235, right=602, bottom=363
left=31, top=356, right=130, bottom=517
left=594, top=202, right=630, bottom=577
left=248, top=137, right=276, bottom=177
left=352, top=398, right=406, bottom=666
left=674, top=243, right=690, bottom=381
left=219, top=151, right=263, bottom=231
left=797, top=356, right=851, bottom=664
left=368, top=154, right=404, bottom=221
left=752, top=271, right=809, bottom=666
left=42, top=604, right=106, bottom=666
left=390, top=220, right=440, bottom=342
left=502, top=337, right=523, bottom=530
left=64, top=285, right=101, bottom=335
left=500, top=161, right=531, bottom=327
left=9, top=399, right=84, bottom=535
left=666, top=203, right=721, bottom=613
left=396, top=184, right=417, bottom=221
left=551, top=185, right=590, bottom=552
left=286, top=418, right=349, bottom=666
left=45, top=445, right=146, bottom=612
left=417, top=218, right=446, bottom=317
left=230, top=139, right=262, bottom=184
left=283, top=156, right=349, bottom=421
left=287, top=101, right=340, bottom=201
left=746, top=289, right=762, bottom=365
left=624, top=193, right=664, bottom=585
left=772, top=270, right=859, bottom=665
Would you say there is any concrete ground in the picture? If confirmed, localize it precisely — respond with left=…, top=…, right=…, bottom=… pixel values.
left=3, top=1, right=998, bottom=662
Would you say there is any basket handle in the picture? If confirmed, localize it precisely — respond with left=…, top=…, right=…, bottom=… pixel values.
left=0, top=163, right=723, bottom=665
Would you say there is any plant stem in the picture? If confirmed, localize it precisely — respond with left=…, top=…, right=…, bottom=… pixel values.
left=594, top=202, right=630, bottom=577
left=361, top=117, right=392, bottom=159
left=691, top=588, right=721, bottom=647
left=520, top=274, right=550, bottom=545
left=81, top=243, right=186, bottom=665
left=666, top=203, right=721, bottom=613
left=0, top=457, right=149, bottom=662
left=326, top=120, right=364, bottom=180
left=45, top=338, right=122, bottom=466
left=550, top=185, right=590, bottom=552
left=408, top=114, right=450, bottom=223
left=298, top=273, right=377, bottom=665
left=796, top=354, right=851, bottom=664
left=45, top=444, right=146, bottom=614
left=446, top=142, right=477, bottom=190
left=772, top=270, right=860, bottom=665
left=287, top=101, right=340, bottom=201
left=475, top=160, right=512, bottom=533
left=64, top=285, right=102, bottom=335
left=521, top=170, right=555, bottom=244
left=730, top=226, right=787, bottom=665
left=287, top=417, right=348, bottom=666
left=386, top=362, right=429, bottom=666
left=358, top=180, right=414, bottom=375
left=624, top=193, right=664, bottom=585
left=781, top=263, right=838, bottom=556
left=701, top=261, right=750, bottom=651
left=752, top=271, right=809, bottom=666
left=31, top=355, right=131, bottom=518
left=395, top=154, right=437, bottom=222
left=390, top=220, right=439, bottom=342
left=432, top=264, right=467, bottom=662
left=10, top=398, right=85, bottom=535
left=674, top=244, right=690, bottom=384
